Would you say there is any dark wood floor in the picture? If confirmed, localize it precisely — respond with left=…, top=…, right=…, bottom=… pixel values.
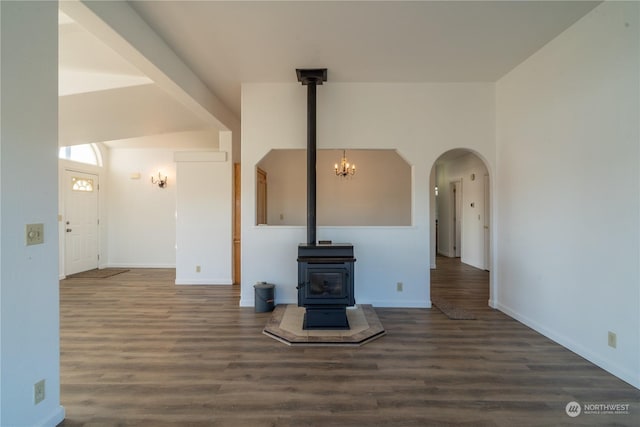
left=431, top=256, right=491, bottom=314
left=59, top=260, right=639, bottom=426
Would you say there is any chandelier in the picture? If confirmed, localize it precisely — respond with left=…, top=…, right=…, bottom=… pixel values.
left=334, top=150, right=356, bottom=177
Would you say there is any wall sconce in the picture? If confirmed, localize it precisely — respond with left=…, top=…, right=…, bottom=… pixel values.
left=151, top=172, right=167, bottom=188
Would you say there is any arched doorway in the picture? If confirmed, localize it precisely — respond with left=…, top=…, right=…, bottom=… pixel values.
left=429, top=149, right=492, bottom=313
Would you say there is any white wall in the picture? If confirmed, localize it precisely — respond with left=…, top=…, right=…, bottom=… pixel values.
left=175, top=133, right=233, bottom=285
left=258, top=149, right=411, bottom=226
left=496, top=1, right=639, bottom=388
left=241, top=82, right=495, bottom=308
left=435, top=152, right=489, bottom=269
left=107, top=148, right=177, bottom=267
left=0, top=1, right=65, bottom=425
left=105, top=129, right=219, bottom=268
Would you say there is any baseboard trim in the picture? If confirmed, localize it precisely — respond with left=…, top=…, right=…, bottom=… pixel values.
left=239, top=296, right=255, bottom=307
left=366, top=299, right=430, bottom=308
left=106, top=264, right=176, bottom=269
left=239, top=298, right=430, bottom=309
left=37, top=405, right=65, bottom=427
left=175, top=279, right=233, bottom=285
left=496, top=302, right=639, bottom=390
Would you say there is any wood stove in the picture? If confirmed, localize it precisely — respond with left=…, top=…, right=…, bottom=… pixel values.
left=297, top=243, right=355, bottom=329
left=296, top=68, right=356, bottom=330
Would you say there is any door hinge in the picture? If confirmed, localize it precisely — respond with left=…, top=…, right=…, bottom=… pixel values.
left=97, top=254, right=100, bottom=260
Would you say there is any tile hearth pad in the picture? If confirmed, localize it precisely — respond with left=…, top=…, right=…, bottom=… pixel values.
left=263, top=304, right=386, bottom=346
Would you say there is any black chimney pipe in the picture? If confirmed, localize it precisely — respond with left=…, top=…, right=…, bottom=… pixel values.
left=296, top=69, right=327, bottom=246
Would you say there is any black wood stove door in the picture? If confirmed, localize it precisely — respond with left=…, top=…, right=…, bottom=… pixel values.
left=308, top=269, right=346, bottom=299
left=298, top=262, right=354, bottom=307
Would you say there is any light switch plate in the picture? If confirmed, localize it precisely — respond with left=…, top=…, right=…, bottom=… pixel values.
left=26, top=223, right=44, bottom=245
left=34, top=379, right=45, bottom=405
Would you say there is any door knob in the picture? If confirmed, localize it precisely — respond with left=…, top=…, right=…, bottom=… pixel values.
left=66, top=228, right=72, bottom=233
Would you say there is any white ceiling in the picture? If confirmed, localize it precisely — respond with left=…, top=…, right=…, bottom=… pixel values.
left=59, top=1, right=601, bottom=146
left=59, top=12, right=152, bottom=97
left=130, top=0, right=601, bottom=117
left=58, top=10, right=217, bottom=148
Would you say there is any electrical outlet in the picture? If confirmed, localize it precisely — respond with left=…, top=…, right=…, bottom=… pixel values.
left=195, top=265, right=201, bottom=273
left=396, top=282, right=403, bottom=292
left=34, top=379, right=45, bottom=405
left=608, top=331, right=617, bottom=348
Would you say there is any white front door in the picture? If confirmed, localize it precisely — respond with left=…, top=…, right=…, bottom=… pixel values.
left=64, top=170, right=99, bottom=275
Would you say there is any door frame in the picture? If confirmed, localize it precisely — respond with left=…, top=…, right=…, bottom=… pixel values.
left=233, top=163, right=241, bottom=285
left=60, top=164, right=103, bottom=278
left=429, top=150, right=495, bottom=308
left=58, top=166, right=102, bottom=277
left=483, top=174, right=490, bottom=271
left=256, top=167, right=267, bottom=225
left=450, top=180, right=462, bottom=258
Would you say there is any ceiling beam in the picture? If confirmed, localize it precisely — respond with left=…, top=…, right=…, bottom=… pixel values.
left=60, top=0, right=239, bottom=133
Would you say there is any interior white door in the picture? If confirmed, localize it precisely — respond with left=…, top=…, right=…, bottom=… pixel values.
left=452, top=181, right=462, bottom=257
left=483, top=174, right=490, bottom=271
left=64, top=170, right=99, bottom=275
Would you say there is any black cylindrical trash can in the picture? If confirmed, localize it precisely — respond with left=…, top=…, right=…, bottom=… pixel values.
left=254, top=282, right=275, bottom=313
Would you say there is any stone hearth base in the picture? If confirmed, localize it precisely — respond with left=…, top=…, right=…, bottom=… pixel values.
left=263, top=304, right=385, bottom=346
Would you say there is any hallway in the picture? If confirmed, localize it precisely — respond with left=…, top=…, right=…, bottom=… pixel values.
left=431, top=255, right=491, bottom=314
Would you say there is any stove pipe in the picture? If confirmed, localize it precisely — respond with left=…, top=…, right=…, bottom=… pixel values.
left=296, top=69, right=327, bottom=246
